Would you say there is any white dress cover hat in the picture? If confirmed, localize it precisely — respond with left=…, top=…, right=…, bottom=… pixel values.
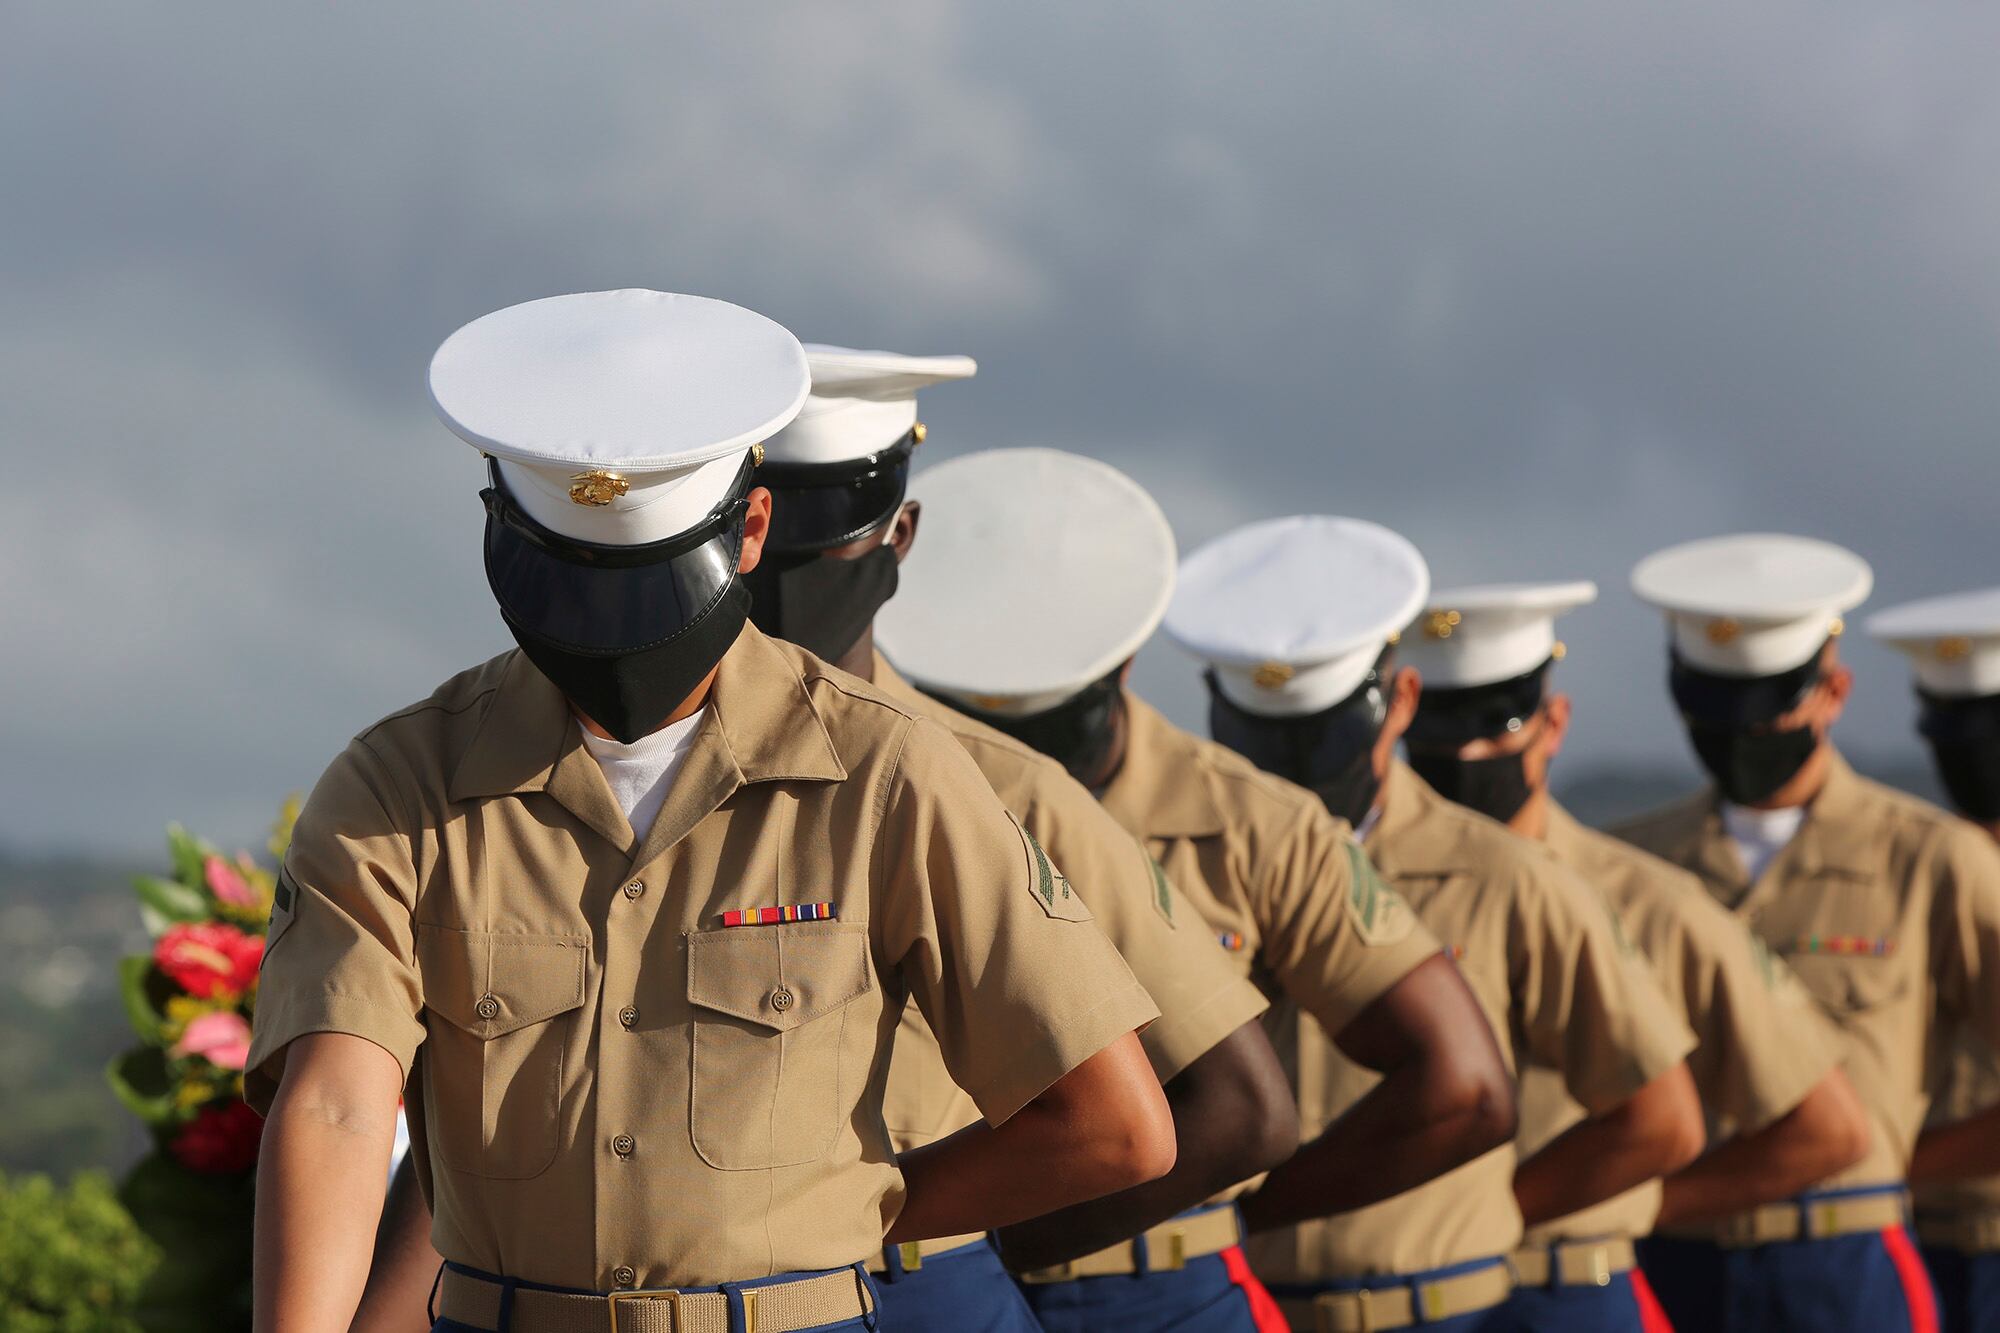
left=1400, top=581, right=1598, bottom=690
left=874, top=448, right=1176, bottom=715
left=766, top=346, right=977, bottom=466
left=1868, top=588, right=2000, bottom=699
left=1631, top=533, right=1872, bottom=677
left=1164, top=516, right=1430, bottom=718
left=430, top=290, right=809, bottom=545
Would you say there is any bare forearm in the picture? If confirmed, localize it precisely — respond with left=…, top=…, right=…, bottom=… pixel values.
left=997, top=1028, right=1297, bottom=1269
left=252, top=1099, right=397, bottom=1331
left=889, top=1034, right=1174, bottom=1244
left=351, top=1157, right=441, bottom=1333
left=1659, top=1079, right=1869, bottom=1228
left=1241, top=1064, right=1505, bottom=1233
left=1912, top=1107, right=2000, bottom=1187
left=891, top=1110, right=1158, bottom=1242
left=1516, top=1068, right=1702, bottom=1228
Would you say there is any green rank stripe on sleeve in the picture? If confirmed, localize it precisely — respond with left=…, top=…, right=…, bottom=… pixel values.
left=1343, top=841, right=1383, bottom=934
left=1027, top=829, right=1063, bottom=907
left=1146, top=852, right=1174, bottom=924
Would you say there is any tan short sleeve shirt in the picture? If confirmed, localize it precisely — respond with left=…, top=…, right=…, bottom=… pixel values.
left=245, top=628, right=1158, bottom=1292
left=1247, top=763, right=1694, bottom=1281
left=1521, top=800, right=1841, bottom=1245
left=1615, top=749, right=2000, bottom=1198
left=1097, top=695, right=1440, bottom=1037
left=872, top=658, right=1269, bottom=1152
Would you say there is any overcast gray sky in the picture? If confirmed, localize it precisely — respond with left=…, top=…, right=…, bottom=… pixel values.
left=4, top=3, right=1997, bottom=855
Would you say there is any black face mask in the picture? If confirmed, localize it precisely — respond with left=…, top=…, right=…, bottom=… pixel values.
left=1929, top=742, right=2000, bottom=823
left=1687, top=722, right=1820, bottom=806
left=1207, top=665, right=1391, bottom=828
left=506, top=584, right=749, bottom=744
left=742, top=544, right=899, bottom=664
left=482, top=459, right=753, bottom=744
left=1310, top=745, right=1384, bottom=829
left=953, top=672, right=1125, bottom=788
left=1408, top=750, right=1534, bottom=824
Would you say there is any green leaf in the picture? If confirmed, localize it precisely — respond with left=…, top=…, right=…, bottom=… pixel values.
left=165, top=823, right=212, bottom=892
left=106, top=1047, right=178, bottom=1126
left=133, top=873, right=207, bottom=927
left=118, top=956, right=166, bottom=1042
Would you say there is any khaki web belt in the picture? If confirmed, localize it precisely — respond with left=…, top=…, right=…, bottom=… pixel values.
left=1508, top=1236, right=1637, bottom=1289
left=1708, top=1188, right=1909, bottom=1248
left=1916, top=1206, right=2000, bottom=1254
left=1014, top=1204, right=1242, bottom=1282
left=1282, top=1262, right=1515, bottom=1333
left=437, top=1264, right=874, bottom=1333
left=863, top=1232, right=989, bottom=1273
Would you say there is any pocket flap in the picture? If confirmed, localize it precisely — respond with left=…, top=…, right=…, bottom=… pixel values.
left=686, top=922, right=872, bottom=1033
left=1782, top=952, right=1908, bottom=1014
left=418, top=928, right=589, bottom=1037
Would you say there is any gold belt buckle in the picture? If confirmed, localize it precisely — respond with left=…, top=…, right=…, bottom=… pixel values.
left=898, top=1241, right=925, bottom=1271
left=1162, top=1227, right=1188, bottom=1271
left=1811, top=1201, right=1841, bottom=1239
left=607, top=1288, right=681, bottom=1333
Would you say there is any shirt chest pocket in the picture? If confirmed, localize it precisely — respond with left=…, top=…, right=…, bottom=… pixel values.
left=418, top=928, right=588, bottom=1181
left=1782, top=952, right=1910, bottom=1028
left=686, top=922, right=873, bottom=1171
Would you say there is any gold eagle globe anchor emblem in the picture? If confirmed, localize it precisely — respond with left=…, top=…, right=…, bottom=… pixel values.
left=568, top=470, right=631, bottom=507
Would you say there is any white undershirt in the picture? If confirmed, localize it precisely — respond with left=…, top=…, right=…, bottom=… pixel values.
left=1720, top=801, right=1807, bottom=884
left=580, top=709, right=706, bottom=843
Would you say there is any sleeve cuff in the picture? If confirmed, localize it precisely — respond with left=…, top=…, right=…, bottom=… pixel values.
left=971, top=979, right=1162, bottom=1127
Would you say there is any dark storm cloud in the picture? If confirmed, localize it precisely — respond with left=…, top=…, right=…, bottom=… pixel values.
left=3, top=2, right=1997, bottom=850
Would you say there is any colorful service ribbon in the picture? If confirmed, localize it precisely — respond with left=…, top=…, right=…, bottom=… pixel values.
left=718, top=902, right=838, bottom=928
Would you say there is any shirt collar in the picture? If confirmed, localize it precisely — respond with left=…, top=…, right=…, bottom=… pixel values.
left=1098, top=691, right=1228, bottom=840
left=1364, top=759, right=1488, bottom=875
left=450, top=627, right=847, bottom=808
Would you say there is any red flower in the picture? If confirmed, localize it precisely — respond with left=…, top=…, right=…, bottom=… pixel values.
left=155, top=923, right=263, bottom=999
left=169, top=1099, right=264, bottom=1174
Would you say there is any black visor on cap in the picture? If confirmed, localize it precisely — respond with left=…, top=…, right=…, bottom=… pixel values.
left=481, top=457, right=751, bottom=654
left=1404, top=661, right=1552, bottom=749
left=1668, top=646, right=1824, bottom=729
left=1205, top=660, right=1390, bottom=790
left=944, top=666, right=1125, bottom=764
left=1919, top=688, right=2000, bottom=745
left=758, top=431, right=915, bottom=554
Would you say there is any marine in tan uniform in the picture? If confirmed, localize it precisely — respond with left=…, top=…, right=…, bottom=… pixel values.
left=357, top=346, right=1295, bottom=1333
left=1399, top=579, right=1867, bottom=1333
left=1162, top=516, right=1702, bottom=1333
left=879, top=455, right=1523, bottom=1333
left=248, top=293, right=1175, bottom=1333
left=1615, top=533, right=2000, bottom=1333
left=1873, top=589, right=2000, bottom=1332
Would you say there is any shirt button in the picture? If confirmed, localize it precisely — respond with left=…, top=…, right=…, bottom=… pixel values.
left=475, top=995, right=500, bottom=1020
left=612, top=1265, right=637, bottom=1287
left=613, top=1134, right=636, bottom=1157
left=623, top=880, right=645, bottom=900
left=770, top=986, right=795, bottom=1013
left=619, top=1006, right=638, bottom=1029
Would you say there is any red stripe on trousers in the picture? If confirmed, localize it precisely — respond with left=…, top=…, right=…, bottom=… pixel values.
left=1628, top=1267, right=1675, bottom=1333
left=1880, top=1224, right=1940, bottom=1333
left=1219, top=1246, right=1289, bottom=1333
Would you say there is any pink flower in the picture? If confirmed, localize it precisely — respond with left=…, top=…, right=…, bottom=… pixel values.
left=174, top=1011, right=253, bottom=1070
left=204, top=854, right=258, bottom=907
